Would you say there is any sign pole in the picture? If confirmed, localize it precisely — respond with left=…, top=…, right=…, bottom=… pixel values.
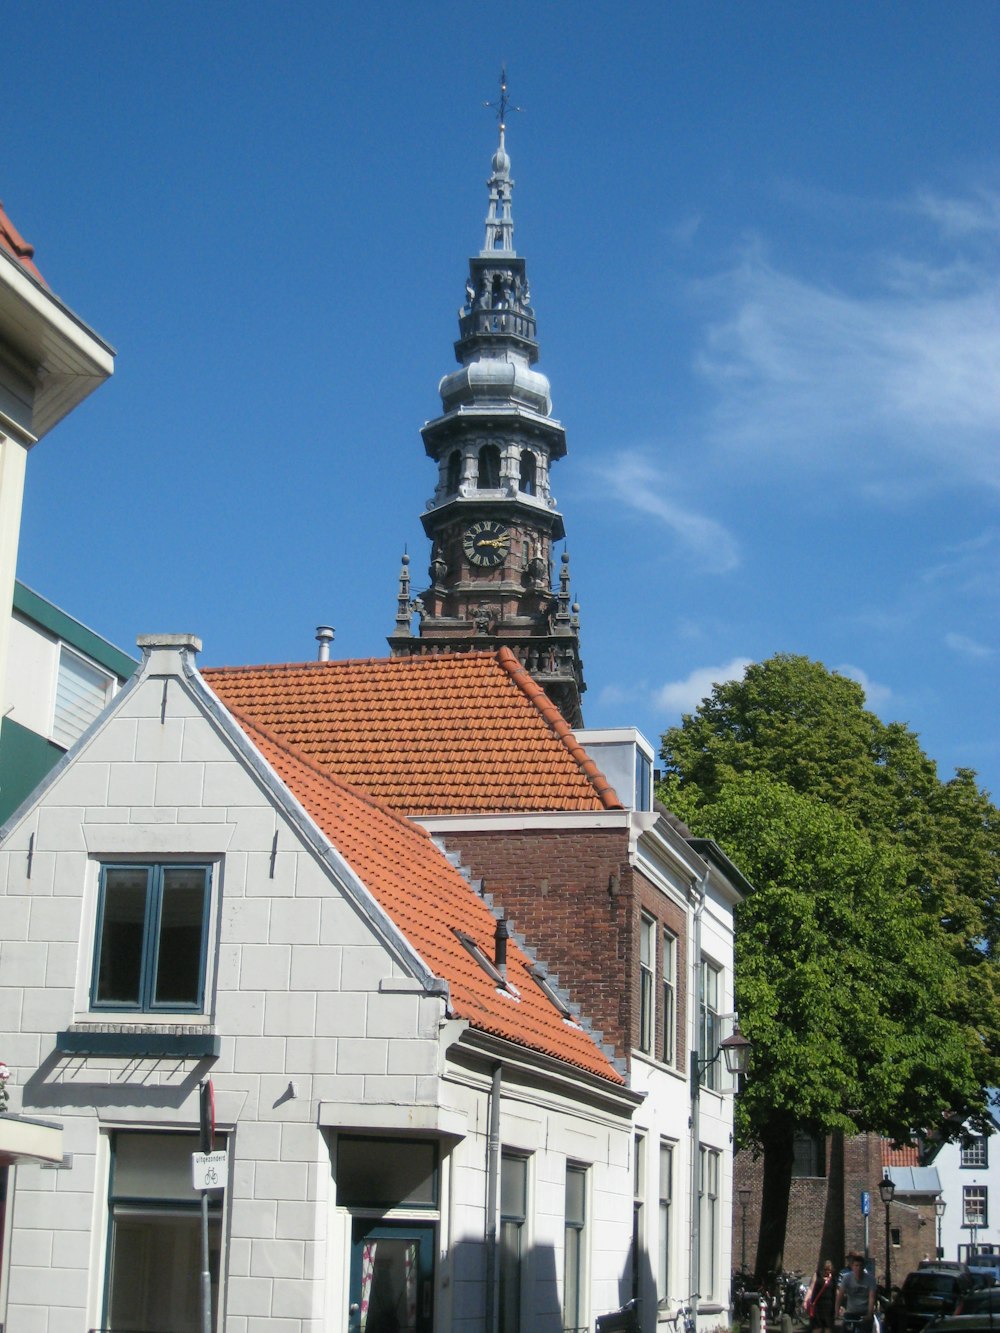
left=199, top=1079, right=215, bottom=1333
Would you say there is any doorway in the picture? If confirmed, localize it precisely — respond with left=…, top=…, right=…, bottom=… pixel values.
left=349, top=1220, right=435, bottom=1333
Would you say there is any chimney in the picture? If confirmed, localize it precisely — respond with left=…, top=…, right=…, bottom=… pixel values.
left=315, top=626, right=335, bottom=662
left=494, top=915, right=510, bottom=982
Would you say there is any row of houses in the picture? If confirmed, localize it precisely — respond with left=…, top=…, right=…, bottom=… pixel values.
left=0, top=187, right=747, bottom=1333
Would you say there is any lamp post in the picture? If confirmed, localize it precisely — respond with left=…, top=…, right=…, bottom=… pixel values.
left=935, top=1198, right=946, bottom=1261
left=879, top=1174, right=896, bottom=1295
left=690, top=1025, right=752, bottom=1327
left=739, top=1188, right=752, bottom=1272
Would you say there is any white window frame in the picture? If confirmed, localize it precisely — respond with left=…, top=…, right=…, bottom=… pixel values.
left=699, top=958, right=722, bottom=1091
left=661, top=929, right=677, bottom=1066
left=564, top=1163, right=588, bottom=1333
left=639, top=914, right=655, bottom=1055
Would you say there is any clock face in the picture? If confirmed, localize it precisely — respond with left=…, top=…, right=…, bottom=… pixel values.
left=463, top=520, right=511, bottom=568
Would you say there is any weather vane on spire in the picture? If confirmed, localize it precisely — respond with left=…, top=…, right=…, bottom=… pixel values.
left=483, top=66, right=522, bottom=133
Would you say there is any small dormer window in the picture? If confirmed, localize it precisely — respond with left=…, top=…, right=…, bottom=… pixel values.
left=478, top=445, right=501, bottom=489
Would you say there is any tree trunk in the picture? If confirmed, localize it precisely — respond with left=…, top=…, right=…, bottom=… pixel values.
left=754, top=1116, right=796, bottom=1285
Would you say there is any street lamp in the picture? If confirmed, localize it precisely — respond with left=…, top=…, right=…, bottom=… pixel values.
left=739, top=1188, right=752, bottom=1272
left=935, top=1198, right=946, bottom=1261
left=690, top=1025, right=752, bottom=1327
left=879, top=1174, right=896, bottom=1294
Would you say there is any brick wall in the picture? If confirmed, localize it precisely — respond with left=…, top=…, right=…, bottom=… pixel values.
left=440, top=827, right=638, bottom=1064
left=735, top=1134, right=938, bottom=1287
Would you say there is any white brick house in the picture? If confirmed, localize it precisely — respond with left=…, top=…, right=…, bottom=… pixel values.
left=0, top=633, right=640, bottom=1333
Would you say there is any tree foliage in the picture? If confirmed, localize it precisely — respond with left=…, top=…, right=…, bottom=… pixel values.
left=658, top=654, right=1000, bottom=1276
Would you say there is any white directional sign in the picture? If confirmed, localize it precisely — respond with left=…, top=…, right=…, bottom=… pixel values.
left=191, top=1150, right=228, bottom=1192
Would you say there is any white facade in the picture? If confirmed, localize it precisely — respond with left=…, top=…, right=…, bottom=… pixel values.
left=0, top=636, right=639, bottom=1332
left=931, top=1118, right=1000, bottom=1263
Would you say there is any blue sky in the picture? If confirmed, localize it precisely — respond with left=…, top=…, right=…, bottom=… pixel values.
left=8, top=2, right=999, bottom=798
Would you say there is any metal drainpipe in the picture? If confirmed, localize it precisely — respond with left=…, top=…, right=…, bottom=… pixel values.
left=689, top=872, right=707, bottom=1328
left=485, top=1063, right=502, bottom=1333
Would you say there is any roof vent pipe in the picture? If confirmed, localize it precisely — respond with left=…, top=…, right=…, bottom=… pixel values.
left=315, top=626, right=335, bottom=662
left=494, top=915, right=510, bottom=981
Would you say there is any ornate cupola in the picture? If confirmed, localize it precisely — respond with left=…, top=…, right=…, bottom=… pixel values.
left=388, top=73, right=585, bottom=727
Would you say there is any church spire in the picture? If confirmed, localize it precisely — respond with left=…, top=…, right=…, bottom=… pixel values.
left=388, top=75, right=586, bottom=728
left=482, top=68, right=516, bottom=255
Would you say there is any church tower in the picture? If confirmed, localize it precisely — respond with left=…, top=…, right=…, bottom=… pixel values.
left=388, top=75, right=585, bottom=727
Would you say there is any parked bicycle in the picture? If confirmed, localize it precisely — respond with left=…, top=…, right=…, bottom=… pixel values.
left=667, top=1294, right=699, bottom=1333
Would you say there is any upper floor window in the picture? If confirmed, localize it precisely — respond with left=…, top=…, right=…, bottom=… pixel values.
left=478, top=444, right=501, bottom=489
left=699, top=959, right=722, bottom=1091
left=639, top=915, right=655, bottom=1054
left=53, top=644, right=116, bottom=748
left=962, top=1137, right=989, bottom=1169
left=661, top=930, right=677, bottom=1066
left=91, top=863, right=212, bottom=1013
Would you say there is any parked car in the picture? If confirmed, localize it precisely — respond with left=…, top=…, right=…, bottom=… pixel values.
left=885, top=1270, right=978, bottom=1333
left=919, top=1287, right=1000, bottom=1333
left=967, top=1267, right=1000, bottom=1289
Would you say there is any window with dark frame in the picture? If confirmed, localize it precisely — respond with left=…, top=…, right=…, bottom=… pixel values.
left=91, top=863, right=212, bottom=1013
left=964, top=1185, right=988, bottom=1228
left=961, top=1137, right=989, bottom=1169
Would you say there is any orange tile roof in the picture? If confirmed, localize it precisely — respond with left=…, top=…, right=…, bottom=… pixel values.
left=204, top=648, right=621, bottom=814
left=226, top=704, right=622, bottom=1084
left=882, top=1141, right=920, bottom=1167
left=0, top=202, right=45, bottom=285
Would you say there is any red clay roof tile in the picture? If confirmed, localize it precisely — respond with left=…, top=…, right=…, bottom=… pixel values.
left=0, top=202, right=46, bottom=285
left=223, top=703, right=622, bottom=1084
left=204, top=650, right=622, bottom=815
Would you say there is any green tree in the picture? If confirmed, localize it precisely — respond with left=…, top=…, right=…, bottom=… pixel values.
left=659, top=655, right=1000, bottom=1278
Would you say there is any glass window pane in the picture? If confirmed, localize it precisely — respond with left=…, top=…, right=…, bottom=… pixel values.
left=95, top=868, right=149, bottom=1005
left=566, top=1165, right=585, bottom=1226
left=501, top=1155, right=527, bottom=1219
left=153, top=868, right=208, bottom=1005
left=337, top=1138, right=438, bottom=1208
left=113, top=1132, right=200, bottom=1201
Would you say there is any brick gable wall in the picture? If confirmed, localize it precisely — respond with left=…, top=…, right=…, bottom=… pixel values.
left=439, top=827, right=636, bottom=1062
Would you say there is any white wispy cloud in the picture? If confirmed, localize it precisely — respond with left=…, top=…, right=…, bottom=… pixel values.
left=589, top=449, right=741, bottom=573
left=653, top=657, right=753, bottom=716
left=691, top=188, right=1000, bottom=497
left=944, top=631, right=994, bottom=659
left=835, top=664, right=894, bottom=710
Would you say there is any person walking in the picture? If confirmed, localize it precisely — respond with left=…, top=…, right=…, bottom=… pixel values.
left=806, top=1259, right=837, bottom=1333
left=837, top=1253, right=876, bottom=1331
